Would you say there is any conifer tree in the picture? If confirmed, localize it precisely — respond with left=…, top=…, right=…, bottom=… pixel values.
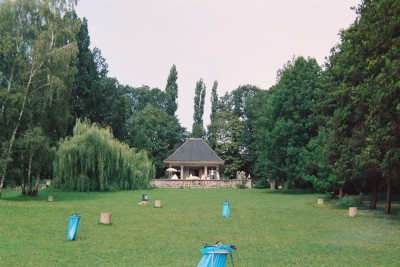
left=71, top=17, right=100, bottom=122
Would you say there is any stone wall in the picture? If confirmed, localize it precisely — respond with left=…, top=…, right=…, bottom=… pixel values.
left=151, top=179, right=252, bottom=189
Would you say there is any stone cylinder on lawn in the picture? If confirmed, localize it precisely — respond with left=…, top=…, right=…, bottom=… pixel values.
left=155, top=200, right=162, bottom=208
left=100, top=212, right=112, bottom=224
left=349, top=207, right=358, bottom=217
left=48, top=195, right=54, bottom=202
left=270, top=181, right=275, bottom=190
left=317, top=198, right=324, bottom=205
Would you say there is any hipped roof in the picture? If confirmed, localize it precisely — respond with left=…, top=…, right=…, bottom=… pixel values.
left=164, top=138, right=224, bottom=165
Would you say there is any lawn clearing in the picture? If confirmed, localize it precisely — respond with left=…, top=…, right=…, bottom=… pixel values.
left=0, top=188, right=399, bottom=266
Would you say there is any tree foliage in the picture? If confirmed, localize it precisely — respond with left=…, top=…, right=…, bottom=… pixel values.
left=126, top=105, right=185, bottom=178
left=192, top=79, right=206, bottom=138
left=53, top=119, right=154, bottom=191
left=213, top=101, right=241, bottom=179
left=125, top=85, right=168, bottom=114
left=17, top=127, right=52, bottom=195
left=165, top=64, right=178, bottom=116
left=70, top=18, right=127, bottom=139
left=255, top=57, right=321, bottom=188
left=207, top=80, right=219, bottom=149
left=0, top=0, right=79, bottom=196
left=317, top=0, right=400, bottom=213
left=209, top=85, right=259, bottom=178
left=71, top=17, right=99, bottom=122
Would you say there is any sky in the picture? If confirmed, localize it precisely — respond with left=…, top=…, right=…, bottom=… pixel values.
left=76, top=0, right=360, bottom=130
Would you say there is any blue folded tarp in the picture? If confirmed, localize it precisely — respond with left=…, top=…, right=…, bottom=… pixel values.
left=197, top=245, right=235, bottom=267
left=67, top=214, right=81, bottom=241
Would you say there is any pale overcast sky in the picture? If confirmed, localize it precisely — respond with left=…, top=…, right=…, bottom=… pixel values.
left=76, top=0, right=360, bottom=130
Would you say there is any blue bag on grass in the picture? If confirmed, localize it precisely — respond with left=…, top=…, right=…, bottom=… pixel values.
left=67, top=214, right=81, bottom=241
left=197, top=243, right=236, bottom=267
left=222, top=201, right=230, bottom=218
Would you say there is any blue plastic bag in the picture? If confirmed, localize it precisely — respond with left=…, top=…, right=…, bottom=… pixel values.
left=67, top=214, right=81, bottom=241
left=197, top=244, right=235, bottom=267
left=222, top=201, right=230, bottom=218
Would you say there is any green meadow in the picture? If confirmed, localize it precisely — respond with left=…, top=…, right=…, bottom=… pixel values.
left=0, top=188, right=399, bottom=266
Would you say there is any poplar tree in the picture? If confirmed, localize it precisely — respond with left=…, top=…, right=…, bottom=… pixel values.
left=192, top=79, right=206, bottom=138
left=165, top=64, right=178, bottom=116
left=207, top=80, right=219, bottom=149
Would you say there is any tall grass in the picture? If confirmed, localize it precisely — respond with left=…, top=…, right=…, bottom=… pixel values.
left=0, top=188, right=399, bottom=266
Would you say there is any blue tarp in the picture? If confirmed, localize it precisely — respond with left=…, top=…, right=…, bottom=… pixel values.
left=222, top=201, right=230, bottom=218
left=67, top=214, right=81, bottom=241
left=197, top=245, right=234, bottom=267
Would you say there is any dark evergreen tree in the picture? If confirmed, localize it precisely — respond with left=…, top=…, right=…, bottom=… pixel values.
left=70, top=19, right=127, bottom=139
left=71, top=17, right=99, bottom=123
left=96, top=77, right=127, bottom=140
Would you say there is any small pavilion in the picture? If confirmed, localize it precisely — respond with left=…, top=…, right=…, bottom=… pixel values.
left=163, top=138, right=224, bottom=180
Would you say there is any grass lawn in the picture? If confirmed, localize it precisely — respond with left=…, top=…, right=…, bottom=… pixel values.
left=0, top=188, right=399, bottom=266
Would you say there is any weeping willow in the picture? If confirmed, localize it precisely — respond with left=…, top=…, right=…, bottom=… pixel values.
left=53, top=119, right=155, bottom=191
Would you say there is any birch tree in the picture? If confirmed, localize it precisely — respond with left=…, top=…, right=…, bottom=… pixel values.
left=0, top=0, right=79, bottom=196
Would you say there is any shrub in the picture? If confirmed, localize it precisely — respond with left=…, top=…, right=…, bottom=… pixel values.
left=253, top=178, right=268, bottom=189
left=335, top=195, right=363, bottom=209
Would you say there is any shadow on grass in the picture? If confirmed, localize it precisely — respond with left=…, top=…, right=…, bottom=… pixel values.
left=257, top=188, right=400, bottom=221
left=1, top=188, right=105, bottom=202
left=261, top=188, right=316, bottom=195
left=322, top=195, right=400, bottom=221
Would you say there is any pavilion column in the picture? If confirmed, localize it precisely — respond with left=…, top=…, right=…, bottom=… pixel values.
left=204, top=166, right=208, bottom=179
left=181, top=165, right=184, bottom=179
left=216, top=166, right=220, bottom=180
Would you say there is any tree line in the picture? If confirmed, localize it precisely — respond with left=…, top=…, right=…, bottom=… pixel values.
left=0, top=0, right=399, bottom=213
left=0, top=0, right=184, bottom=195
left=207, top=0, right=399, bottom=214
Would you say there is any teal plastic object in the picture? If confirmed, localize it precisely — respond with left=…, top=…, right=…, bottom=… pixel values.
left=222, top=201, right=230, bottom=218
left=67, top=214, right=81, bottom=241
left=197, top=244, right=236, bottom=267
